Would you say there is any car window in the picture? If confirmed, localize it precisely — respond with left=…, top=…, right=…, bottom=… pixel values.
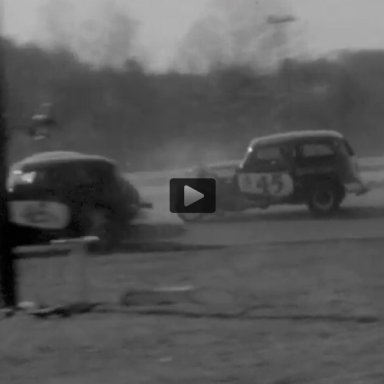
left=300, top=142, right=335, bottom=158
left=256, top=146, right=282, bottom=161
left=242, top=144, right=292, bottom=171
left=256, top=145, right=294, bottom=163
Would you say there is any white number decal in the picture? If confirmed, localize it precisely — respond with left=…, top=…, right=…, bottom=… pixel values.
left=238, top=173, right=294, bottom=197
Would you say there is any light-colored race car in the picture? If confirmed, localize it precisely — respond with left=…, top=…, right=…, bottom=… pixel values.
left=178, top=130, right=369, bottom=222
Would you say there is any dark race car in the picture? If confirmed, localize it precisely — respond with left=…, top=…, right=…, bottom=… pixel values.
left=8, top=151, right=152, bottom=251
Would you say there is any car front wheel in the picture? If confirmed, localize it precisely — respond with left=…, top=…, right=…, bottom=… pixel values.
left=307, top=182, right=344, bottom=217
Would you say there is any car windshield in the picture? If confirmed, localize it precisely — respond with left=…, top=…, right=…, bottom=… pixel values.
left=256, top=146, right=282, bottom=161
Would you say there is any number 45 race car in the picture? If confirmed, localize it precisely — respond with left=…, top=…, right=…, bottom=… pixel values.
left=178, top=130, right=369, bottom=222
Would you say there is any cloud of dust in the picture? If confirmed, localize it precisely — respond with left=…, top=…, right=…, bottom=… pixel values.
left=136, top=138, right=245, bottom=171
left=37, top=0, right=141, bottom=69
left=175, top=0, right=304, bottom=73
left=34, top=0, right=304, bottom=73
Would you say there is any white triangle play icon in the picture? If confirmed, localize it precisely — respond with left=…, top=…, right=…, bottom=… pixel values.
left=184, top=185, right=204, bottom=207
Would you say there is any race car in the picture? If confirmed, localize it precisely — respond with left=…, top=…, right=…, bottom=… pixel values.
left=178, top=130, right=368, bottom=221
left=8, top=151, right=152, bottom=251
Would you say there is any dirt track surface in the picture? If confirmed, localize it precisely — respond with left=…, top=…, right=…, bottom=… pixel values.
left=176, top=190, right=384, bottom=246
left=133, top=169, right=384, bottom=247
left=2, top=161, right=384, bottom=383
left=4, top=240, right=384, bottom=383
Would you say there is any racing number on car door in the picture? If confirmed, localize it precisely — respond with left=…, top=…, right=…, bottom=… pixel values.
left=238, top=173, right=294, bottom=197
left=255, top=174, right=285, bottom=195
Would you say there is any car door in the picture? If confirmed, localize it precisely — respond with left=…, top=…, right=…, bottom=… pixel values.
left=237, top=143, right=295, bottom=199
left=295, top=140, right=338, bottom=176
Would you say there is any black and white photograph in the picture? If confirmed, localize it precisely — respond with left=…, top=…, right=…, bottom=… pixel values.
left=1, top=0, right=384, bottom=382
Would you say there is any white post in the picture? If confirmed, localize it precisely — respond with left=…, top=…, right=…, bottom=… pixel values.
left=51, top=236, right=98, bottom=305
left=14, top=236, right=98, bottom=308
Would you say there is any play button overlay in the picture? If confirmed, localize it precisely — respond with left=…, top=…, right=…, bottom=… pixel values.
left=170, top=178, right=216, bottom=214
left=184, top=185, right=204, bottom=207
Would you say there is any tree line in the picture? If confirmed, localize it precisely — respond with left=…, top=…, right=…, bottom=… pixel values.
left=3, top=37, right=384, bottom=171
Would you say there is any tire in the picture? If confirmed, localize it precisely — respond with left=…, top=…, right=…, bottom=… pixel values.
left=83, top=208, right=121, bottom=253
left=307, top=181, right=344, bottom=217
left=177, top=212, right=206, bottom=222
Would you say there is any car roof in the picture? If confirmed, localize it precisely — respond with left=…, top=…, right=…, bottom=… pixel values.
left=13, top=151, right=115, bottom=169
left=250, top=130, right=344, bottom=147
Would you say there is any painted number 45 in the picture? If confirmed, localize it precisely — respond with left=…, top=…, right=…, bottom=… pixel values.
left=239, top=173, right=294, bottom=197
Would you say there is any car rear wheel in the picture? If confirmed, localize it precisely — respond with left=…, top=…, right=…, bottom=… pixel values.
left=307, top=181, right=344, bottom=217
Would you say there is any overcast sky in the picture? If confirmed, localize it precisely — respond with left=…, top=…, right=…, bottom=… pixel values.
left=3, top=0, right=384, bottom=70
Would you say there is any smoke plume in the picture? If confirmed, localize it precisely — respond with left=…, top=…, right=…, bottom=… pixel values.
left=38, top=0, right=140, bottom=69
left=175, top=0, right=303, bottom=73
